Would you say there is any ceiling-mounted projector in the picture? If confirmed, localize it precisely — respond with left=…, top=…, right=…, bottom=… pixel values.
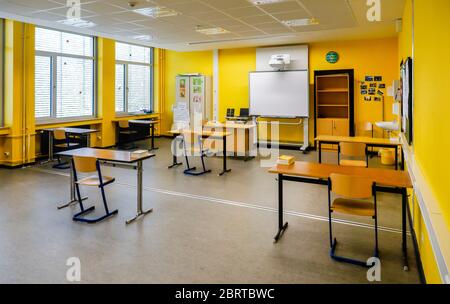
left=269, top=54, right=291, bottom=70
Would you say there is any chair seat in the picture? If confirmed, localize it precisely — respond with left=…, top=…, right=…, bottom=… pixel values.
left=339, top=159, right=367, bottom=167
left=331, top=198, right=375, bottom=217
left=54, top=143, right=80, bottom=148
left=76, top=176, right=115, bottom=187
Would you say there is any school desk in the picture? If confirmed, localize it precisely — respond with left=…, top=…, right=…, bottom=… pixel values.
left=203, top=122, right=257, bottom=161
left=42, top=127, right=99, bottom=163
left=168, top=129, right=232, bottom=176
left=129, top=119, right=159, bottom=151
left=315, top=135, right=403, bottom=170
left=268, top=161, right=413, bottom=271
left=113, top=119, right=159, bottom=151
left=56, top=148, right=155, bottom=224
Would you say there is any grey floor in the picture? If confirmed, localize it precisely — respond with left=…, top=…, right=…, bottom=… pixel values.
left=0, top=138, right=420, bottom=284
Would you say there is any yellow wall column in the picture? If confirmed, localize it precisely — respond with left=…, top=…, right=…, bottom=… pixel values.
left=97, top=38, right=116, bottom=147
left=0, top=21, right=35, bottom=166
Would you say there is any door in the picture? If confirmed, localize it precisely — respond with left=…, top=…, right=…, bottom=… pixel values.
left=317, top=118, right=333, bottom=136
left=332, top=119, right=350, bottom=137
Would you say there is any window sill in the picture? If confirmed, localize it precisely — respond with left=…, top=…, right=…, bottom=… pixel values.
left=0, top=127, right=11, bottom=136
left=114, top=112, right=160, bottom=121
left=35, top=117, right=103, bottom=130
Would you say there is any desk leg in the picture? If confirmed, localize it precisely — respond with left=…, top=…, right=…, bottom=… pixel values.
left=41, top=132, right=54, bottom=165
left=395, top=146, right=399, bottom=171
left=401, top=147, right=405, bottom=171
left=126, top=160, right=153, bottom=224
left=168, top=135, right=183, bottom=169
left=274, top=174, right=288, bottom=243
left=318, top=141, right=322, bottom=164
left=402, top=188, right=410, bottom=271
left=149, top=124, right=159, bottom=151
left=57, top=160, right=87, bottom=210
left=219, top=135, right=231, bottom=176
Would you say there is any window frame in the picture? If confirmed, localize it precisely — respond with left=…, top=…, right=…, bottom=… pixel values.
left=115, top=42, right=154, bottom=115
left=35, top=26, right=97, bottom=123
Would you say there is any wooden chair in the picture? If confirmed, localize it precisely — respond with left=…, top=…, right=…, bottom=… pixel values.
left=182, top=131, right=211, bottom=176
left=338, top=142, right=368, bottom=168
left=328, top=173, right=379, bottom=267
left=118, top=120, right=138, bottom=149
left=53, top=129, right=81, bottom=169
left=72, top=156, right=118, bottom=223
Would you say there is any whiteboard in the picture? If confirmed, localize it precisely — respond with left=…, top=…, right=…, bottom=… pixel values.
left=249, top=70, right=309, bottom=117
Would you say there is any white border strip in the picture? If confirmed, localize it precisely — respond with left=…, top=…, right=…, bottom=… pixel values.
left=401, top=134, right=450, bottom=283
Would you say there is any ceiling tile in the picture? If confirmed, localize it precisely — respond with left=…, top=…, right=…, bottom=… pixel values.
left=240, top=14, right=275, bottom=25
left=223, top=6, right=264, bottom=18
left=201, top=0, right=253, bottom=10
left=258, top=1, right=305, bottom=14
left=7, top=0, right=63, bottom=11
left=271, top=10, right=310, bottom=21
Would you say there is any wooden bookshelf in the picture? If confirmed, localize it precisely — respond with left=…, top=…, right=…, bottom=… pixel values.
left=314, top=70, right=355, bottom=149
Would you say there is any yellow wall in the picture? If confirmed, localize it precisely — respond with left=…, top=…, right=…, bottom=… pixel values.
left=161, top=49, right=213, bottom=134
left=403, top=0, right=450, bottom=283
left=164, top=38, right=397, bottom=144
left=0, top=21, right=35, bottom=166
left=218, top=48, right=256, bottom=121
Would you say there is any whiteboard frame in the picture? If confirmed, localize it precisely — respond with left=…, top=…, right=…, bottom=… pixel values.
left=248, top=70, right=309, bottom=118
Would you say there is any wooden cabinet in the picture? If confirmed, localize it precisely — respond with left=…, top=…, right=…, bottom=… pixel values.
left=314, top=70, right=355, bottom=149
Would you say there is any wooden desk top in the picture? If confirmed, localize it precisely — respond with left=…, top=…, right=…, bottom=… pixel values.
left=315, top=135, right=401, bottom=146
left=169, top=129, right=232, bottom=139
left=44, top=127, right=98, bottom=135
left=269, top=161, right=412, bottom=188
left=204, top=122, right=257, bottom=130
left=57, top=148, right=155, bottom=164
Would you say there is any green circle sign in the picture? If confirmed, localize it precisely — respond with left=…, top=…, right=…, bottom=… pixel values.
left=326, top=51, right=339, bottom=64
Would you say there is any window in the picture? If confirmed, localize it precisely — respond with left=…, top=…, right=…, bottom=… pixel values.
left=0, top=19, right=4, bottom=126
left=115, top=42, right=153, bottom=113
left=35, top=27, right=95, bottom=120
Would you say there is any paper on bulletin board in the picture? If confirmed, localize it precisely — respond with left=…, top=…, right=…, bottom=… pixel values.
left=173, top=102, right=190, bottom=123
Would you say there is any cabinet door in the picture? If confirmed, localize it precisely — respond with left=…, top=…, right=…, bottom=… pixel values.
left=332, top=119, right=350, bottom=137
left=317, top=118, right=333, bottom=136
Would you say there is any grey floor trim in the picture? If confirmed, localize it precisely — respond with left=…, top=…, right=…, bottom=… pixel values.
left=32, top=167, right=409, bottom=236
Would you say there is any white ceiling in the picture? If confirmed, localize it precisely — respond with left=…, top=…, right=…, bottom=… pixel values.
left=0, top=0, right=405, bottom=51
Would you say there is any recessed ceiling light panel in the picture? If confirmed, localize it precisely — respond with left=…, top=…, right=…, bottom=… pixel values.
left=133, top=7, right=179, bottom=18
left=282, top=18, right=319, bottom=27
left=133, top=35, right=153, bottom=42
left=58, top=18, right=96, bottom=28
left=196, top=27, right=230, bottom=35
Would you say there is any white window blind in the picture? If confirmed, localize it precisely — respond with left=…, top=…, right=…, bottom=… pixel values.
left=35, top=27, right=95, bottom=120
left=115, top=42, right=153, bottom=113
left=35, top=56, right=52, bottom=118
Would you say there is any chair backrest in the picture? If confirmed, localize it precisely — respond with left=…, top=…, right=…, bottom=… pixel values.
left=182, top=130, right=202, bottom=153
left=119, top=120, right=130, bottom=128
left=73, top=156, right=98, bottom=173
left=339, top=142, right=366, bottom=157
left=53, top=129, right=67, bottom=141
left=330, top=173, right=373, bottom=199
